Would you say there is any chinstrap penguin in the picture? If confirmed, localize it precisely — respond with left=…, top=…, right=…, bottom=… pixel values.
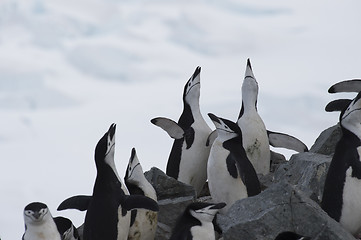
left=57, top=124, right=159, bottom=240
left=151, top=66, right=212, bottom=196
left=22, top=202, right=61, bottom=240
left=124, top=148, right=158, bottom=240
left=169, top=202, right=226, bottom=240
left=207, top=113, right=261, bottom=213
left=322, top=89, right=361, bottom=236
left=237, top=59, right=308, bottom=175
left=53, top=216, right=80, bottom=240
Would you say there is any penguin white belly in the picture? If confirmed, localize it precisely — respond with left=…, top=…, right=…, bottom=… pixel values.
left=117, top=207, right=130, bottom=240
left=208, top=141, right=248, bottom=214
left=340, top=167, right=361, bottom=236
left=178, top=120, right=211, bottom=195
left=24, top=223, right=61, bottom=240
left=190, top=222, right=215, bottom=240
left=238, top=113, right=270, bottom=175
left=128, top=209, right=157, bottom=240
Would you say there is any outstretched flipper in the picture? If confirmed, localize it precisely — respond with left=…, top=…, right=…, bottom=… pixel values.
left=151, top=117, right=184, bottom=139
left=328, top=79, right=361, bottom=93
left=267, top=130, right=308, bottom=153
left=325, top=99, right=352, bottom=112
left=122, top=195, right=159, bottom=212
left=57, top=195, right=92, bottom=211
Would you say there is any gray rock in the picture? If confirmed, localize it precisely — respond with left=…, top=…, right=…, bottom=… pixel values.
left=310, top=124, right=341, bottom=155
left=144, top=167, right=196, bottom=200
left=144, top=167, right=196, bottom=239
left=273, top=152, right=332, bottom=203
left=217, top=181, right=356, bottom=240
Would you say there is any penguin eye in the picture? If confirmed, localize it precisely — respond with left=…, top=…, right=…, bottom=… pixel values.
left=25, top=210, right=33, bottom=216
left=188, top=82, right=191, bottom=87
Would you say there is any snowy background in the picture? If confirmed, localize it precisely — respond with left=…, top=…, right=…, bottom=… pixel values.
left=1, top=0, right=361, bottom=238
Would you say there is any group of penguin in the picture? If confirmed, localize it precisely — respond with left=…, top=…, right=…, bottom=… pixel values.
left=21, top=59, right=361, bottom=240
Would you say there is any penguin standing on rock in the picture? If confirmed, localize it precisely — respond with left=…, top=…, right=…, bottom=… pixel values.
left=124, top=148, right=158, bottom=240
left=207, top=113, right=261, bottom=214
left=322, top=80, right=361, bottom=237
left=57, top=124, right=159, bottom=240
left=151, top=66, right=212, bottom=196
left=237, top=59, right=308, bottom=175
left=169, top=201, right=226, bottom=240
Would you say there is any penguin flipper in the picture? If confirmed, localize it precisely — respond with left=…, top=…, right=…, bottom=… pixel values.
left=151, top=117, right=184, bottom=139
left=325, top=99, right=352, bottom=112
left=267, top=130, right=308, bottom=153
left=328, top=79, right=361, bottom=93
left=206, top=130, right=218, bottom=147
left=122, top=195, right=159, bottom=212
left=57, top=195, right=92, bottom=211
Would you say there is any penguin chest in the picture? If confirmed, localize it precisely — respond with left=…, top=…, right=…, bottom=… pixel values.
left=208, top=141, right=248, bottom=212
left=128, top=209, right=157, bottom=240
left=340, top=167, right=361, bottom=235
left=24, top=223, right=61, bottom=240
left=178, top=121, right=212, bottom=194
left=117, top=206, right=131, bottom=240
left=238, top=114, right=270, bottom=175
left=190, top=222, right=215, bottom=240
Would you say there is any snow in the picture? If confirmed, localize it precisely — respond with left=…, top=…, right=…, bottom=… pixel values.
left=1, top=0, right=361, bottom=238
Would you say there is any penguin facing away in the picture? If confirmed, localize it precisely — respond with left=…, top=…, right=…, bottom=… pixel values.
left=207, top=113, right=261, bottom=214
left=57, top=124, right=159, bottom=240
left=237, top=59, right=308, bottom=175
left=124, top=148, right=158, bottom=240
left=53, top=216, right=80, bottom=240
left=151, top=66, right=212, bottom=196
left=22, top=202, right=62, bottom=240
left=169, top=202, right=226, bottom=240
left=321, top=90, right=361, bottom=236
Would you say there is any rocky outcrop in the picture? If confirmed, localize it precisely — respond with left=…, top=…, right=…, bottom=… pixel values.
left=217, top=181, right=355, bottom=240
left=75, top=124, right=356, bottom=240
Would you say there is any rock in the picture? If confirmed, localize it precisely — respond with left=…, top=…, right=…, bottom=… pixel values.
left=217, top=181, right=356, bottom=240
left=310, top=124, right=342, bottom=155
left=270, top=150, right=287, bottom=172
left=273, top=152, right=332, bottom=203
left=144, top=167, right=196, bottom=200
left=144, top=167, right=196, bottom=239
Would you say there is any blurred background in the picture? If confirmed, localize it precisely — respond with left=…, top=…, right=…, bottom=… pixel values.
left=0, top=0, right=360, bottom=238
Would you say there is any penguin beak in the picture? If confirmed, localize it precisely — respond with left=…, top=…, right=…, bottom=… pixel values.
left=32, top=211, right=41, bottom=220
left=208, top=113, right=220, bottom=124
left=210, top=202, right=226, bottom=210
left=108, top=123, right=116, bottom=141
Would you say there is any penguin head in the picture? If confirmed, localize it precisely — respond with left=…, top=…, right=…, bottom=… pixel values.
left=241, top=58, right=259, bottom=106
left=340, top=92, right=361, bottom=135
left=183, top=66, right=201, bottom=107
left=23, top=202, right=52, bottom=225
left=124, top=148, right=144, bottom=185
left=208, top=113, right=242, bottom=142
left=95, top=123, right=116, bottom=169
left=187, top=202, right=226, bottom=223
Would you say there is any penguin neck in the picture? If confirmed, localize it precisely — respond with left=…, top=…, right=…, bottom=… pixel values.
left=179, top=102, right=196, bottom=127
left=342, top=126, right=361, bottom=145
left=241, top=82, right=258, bottom=113
left=94, top=164, right=122, bottom=193
left=26, top=217, right=61, bottom=240
left=341, top=123, right=361, bottom=141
